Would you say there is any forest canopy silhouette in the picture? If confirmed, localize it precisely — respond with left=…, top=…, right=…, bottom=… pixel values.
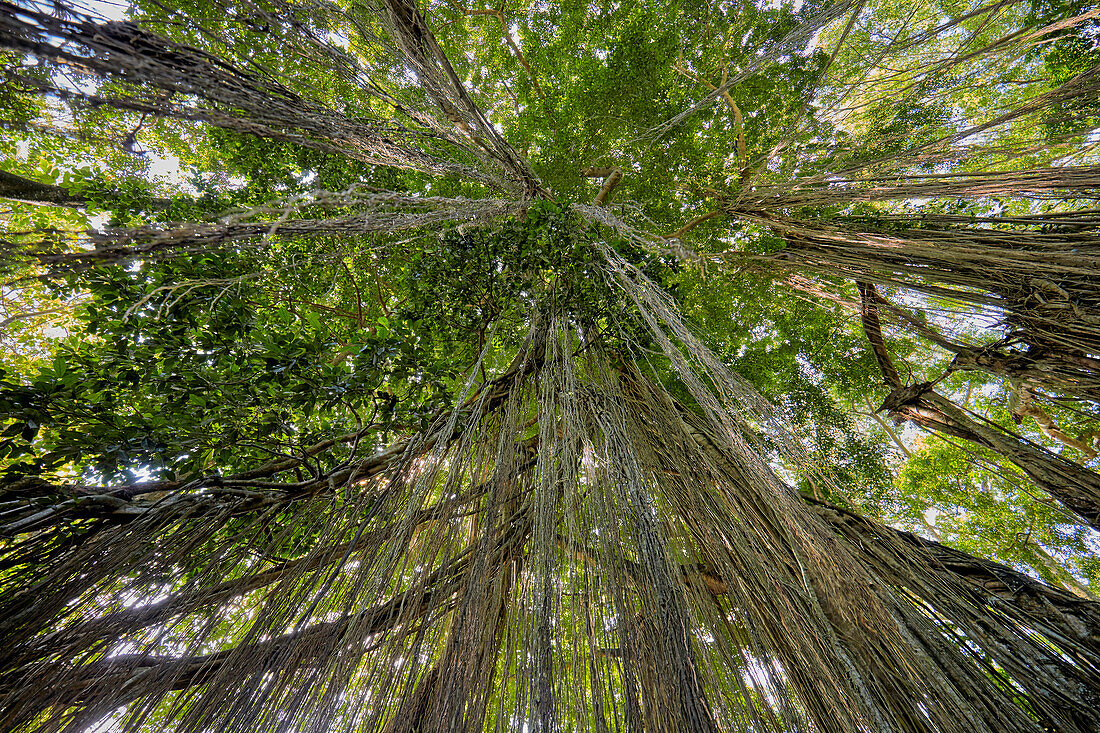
left=1, top=0, right=1100, bottom=730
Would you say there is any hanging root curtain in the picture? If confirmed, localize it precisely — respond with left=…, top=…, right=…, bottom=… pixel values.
left=727, top=209, right=1100, bottom=360
left=2, top=242, right=1099, bottom=733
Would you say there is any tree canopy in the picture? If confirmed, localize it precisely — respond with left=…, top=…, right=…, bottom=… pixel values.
left=1, top=0, right=1100, bottom=730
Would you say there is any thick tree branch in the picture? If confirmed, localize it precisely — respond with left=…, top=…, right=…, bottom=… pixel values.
left=0, top=169, right=172, bottom=209
left=0, top=170, right=88, bottom=207
left=663, top=380, right=1100, bottom=648
left=581, top=166, right=624, bottom=206
left=857, top=281, right=904, bottom=388
left=381, top=0, right=543, bottom=194
left=593, top=168, right=623, bottom=206
left=867, top=286, right=969, bottom=354
left=5, top=458, right=538, bottom=671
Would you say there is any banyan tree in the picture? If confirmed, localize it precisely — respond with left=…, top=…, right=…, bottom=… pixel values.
left=1, top=0, right=1100, bottom=730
